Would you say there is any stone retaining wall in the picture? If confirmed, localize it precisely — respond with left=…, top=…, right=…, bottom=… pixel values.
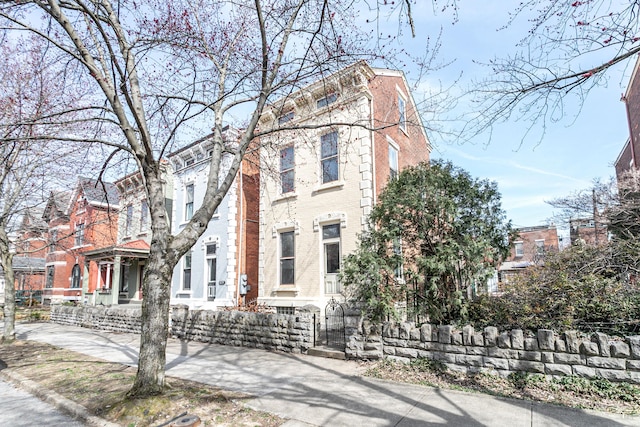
left=50, top=305, right=142, bottom=333
left=346, top=320, right=640, bottom=384
left=50, top=304, right=315, bottom=354
left=51, top=304, right=640, bottom=383
left=171, top=305, right=314, bottom=353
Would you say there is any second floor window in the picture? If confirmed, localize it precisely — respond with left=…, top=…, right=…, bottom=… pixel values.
left=320, top=131, right=339, bottom=184
left=280, top=146, right=295, bottom=194
left=75, top=223, right=85, bottom=247
left=514, top=241, right=524, bottom=257
left=535, top=239, right=545, bottom=255
left=389, top=144, right=399, bottom=180
left=140, top=200, right=149, bottom=232
left=125, top=205, right=133, bottom=236
left=185, top=184, right=194, bottom=221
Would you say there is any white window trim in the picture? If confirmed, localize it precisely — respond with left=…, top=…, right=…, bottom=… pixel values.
left=181, top=252, right=193, bottom=292
left=278, top=229, right=296, bottom=287
left=313, top=212, right=347, bottom=232
left=182, top=181, right=196, bottom=224
left=319, top=130, right=340, bottom=185
left=514, top=241, right=524, bottom=257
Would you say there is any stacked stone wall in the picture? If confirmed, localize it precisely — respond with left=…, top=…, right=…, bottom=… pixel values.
left=347, top=320, right=640, bottom=384
left=50, top=305, right=142, bottom=333
left=171, top=305, right=313, bottom=353
left=50, top=304, right=314, bottom=354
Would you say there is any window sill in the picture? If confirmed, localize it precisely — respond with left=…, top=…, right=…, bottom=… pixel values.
left=274, top=192, right=298, bottom=203
left=70, top=244, right=90, bottom=250
left=274, top=286, right=300, bottom=295
left=313, top=180, right=344, bottom=194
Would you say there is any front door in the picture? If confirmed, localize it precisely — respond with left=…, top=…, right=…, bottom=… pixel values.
left=322, top=224, right=341, bottom=294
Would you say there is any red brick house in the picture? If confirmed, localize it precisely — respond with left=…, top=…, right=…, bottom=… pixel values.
left=11, top=208, right=48, bottom=302
left=499, top=225, right=559, bottom=285
left=42, top=178, right=119, bottom=304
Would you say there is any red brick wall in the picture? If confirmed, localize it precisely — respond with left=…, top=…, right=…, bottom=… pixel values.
left=368, top=73, right=430, bottom=197
left=620, top=60, right=640, bottom=176
left=507, top=227, right=559, bottom=262
left=237, top=146, right=260, bottom=305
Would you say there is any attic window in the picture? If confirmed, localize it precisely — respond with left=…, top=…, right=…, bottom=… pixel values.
left=278, top=111, right=294, bottom=125
left=185, top=158, right=195, bottom=167
left=317, top=93, right=337, bottom=109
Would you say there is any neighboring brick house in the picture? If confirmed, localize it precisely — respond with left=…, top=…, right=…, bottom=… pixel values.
left=257, top=61, right=431, bottom=314
left=42, top=178, right=119, bottom=305
left=168, top=128, right=259, bottom=309
left=499, top=224, right=560, bottom=284
left=569, top=217, right=608, bottom=246
left=618, top=56, right=640, bottom=180
left=82, top=166, right=172, bottom=305
left=10, top=208, right=48, bottom=300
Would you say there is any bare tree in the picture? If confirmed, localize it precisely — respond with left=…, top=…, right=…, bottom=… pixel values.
left=0, top=0, right=435, bottom=396
left=0, top=38, right=90, bottom=342
left=462, top=1, right=639, bottom=140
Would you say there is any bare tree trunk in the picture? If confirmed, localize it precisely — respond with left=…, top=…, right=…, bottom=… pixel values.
left=128, top=170, right=177, bottom=396
left=0, top=227, right=16, bottom=343
left=129, top=238, right=173, bottom=395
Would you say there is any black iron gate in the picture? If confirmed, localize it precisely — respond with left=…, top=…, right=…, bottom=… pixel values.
left=325, top=297, right=345, bottom=350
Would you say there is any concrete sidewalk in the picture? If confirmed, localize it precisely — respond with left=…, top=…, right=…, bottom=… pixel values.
left=14, top=322, right=640, bottom=426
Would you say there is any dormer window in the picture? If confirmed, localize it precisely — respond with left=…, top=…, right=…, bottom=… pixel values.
left=185, top=158, right=195, bottom=167
left=317, top=93, right=337, bottom=109
left=278, top=111, right=294, bottom=125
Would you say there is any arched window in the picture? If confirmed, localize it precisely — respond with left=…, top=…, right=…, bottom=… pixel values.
left=71, top=264, right=81, bottom=289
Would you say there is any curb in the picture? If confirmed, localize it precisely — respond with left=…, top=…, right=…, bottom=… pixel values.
left=0, top=369, right=120, bottom=427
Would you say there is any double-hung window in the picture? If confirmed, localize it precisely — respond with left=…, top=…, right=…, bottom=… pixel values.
left=140, top=200, right=149, bottom=232
left=280, top=146, right=295, bottom=194
left=185, top=184, right=194, bottom=221
left=182, top=253, right=192, bottom=291
left=514, top=241, right=524, bottom=258
left=320, top=131, right=339, bottom=184
left=535, top=239, right=545, bottom=256
left=125, top=205, right=133, bottom=236
left=45, top=266, right=54, bottom=288
left=398, top=95, right=406, bottom=131
left=206, top=243, right=217, bottom=300
left=75, top=223, right=85, bottom=247
left=280, top=231, right=295, bottom=285
left=389, top=144, right=399, bottom=180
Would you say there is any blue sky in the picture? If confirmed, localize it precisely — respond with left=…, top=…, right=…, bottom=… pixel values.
left=384, top=2, right=631, bottom=231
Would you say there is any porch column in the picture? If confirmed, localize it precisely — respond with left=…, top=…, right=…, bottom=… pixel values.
left=110, top=256, right=121, bottom=305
